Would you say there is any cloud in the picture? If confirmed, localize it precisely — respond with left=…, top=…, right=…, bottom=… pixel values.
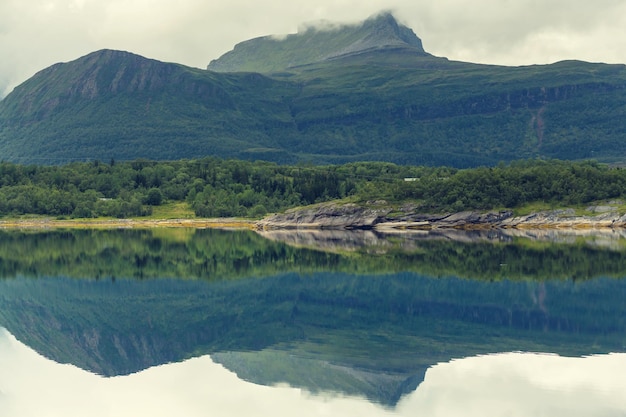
left=398, top=352, right=626, bottom=416
left=406, top=0, right=626, bottom=65
left=1, top=0, right=626, bottom=98
left=0, top=0, right=104, bottom=96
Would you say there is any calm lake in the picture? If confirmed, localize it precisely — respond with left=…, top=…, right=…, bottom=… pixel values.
left=1, top=227, right=626, bottom=416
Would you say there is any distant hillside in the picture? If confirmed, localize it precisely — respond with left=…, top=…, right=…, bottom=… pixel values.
left=1, top=13, right=626, bottom=166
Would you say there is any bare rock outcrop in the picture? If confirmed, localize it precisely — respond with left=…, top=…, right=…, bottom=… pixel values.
left=382, top=209, right=626, bottom=230
left=257, top=204, right=626, bottom=231
left=499, top=210, right=626, bottom=228
left=256, top=203, right=390, bottom=229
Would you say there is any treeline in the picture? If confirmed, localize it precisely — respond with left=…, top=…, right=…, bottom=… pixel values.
left=383, top=159, right=626, bottom=212
left=0, top=158, right=406, bottom=218
left=0, top=158, right=625, bottom=219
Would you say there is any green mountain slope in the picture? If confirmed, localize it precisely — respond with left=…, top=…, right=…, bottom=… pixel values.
left=1, top=14, right=626, bottom=166
left=0, top=49, right=299, bottom=164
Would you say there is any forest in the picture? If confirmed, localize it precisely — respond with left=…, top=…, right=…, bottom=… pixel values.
left=0, top=158, right=624, bottom=219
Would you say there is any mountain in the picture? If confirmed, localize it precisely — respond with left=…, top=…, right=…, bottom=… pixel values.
left=207, top=12, right=429, bottom=73
left=0, top=49, right=299, bottom=164
left=1, top=13, right=626, bottom=166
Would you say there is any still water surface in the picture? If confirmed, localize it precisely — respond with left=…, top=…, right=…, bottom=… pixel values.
left=0, top=228, right=625, bottom=416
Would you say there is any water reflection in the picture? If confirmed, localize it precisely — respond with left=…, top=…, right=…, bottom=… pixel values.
left=0, top=228, right=626, bottom=414
left=2, top=328, right=625, bottom=417
left=0, top=328, right=387, bottom=417
left=1, top=227, right=626, bottom=281
left=399, top=352, right=626, bottom=417
left=2, top=271, right=626, bottom=407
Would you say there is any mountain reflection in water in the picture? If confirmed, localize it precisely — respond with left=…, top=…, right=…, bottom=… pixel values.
left=0, top=228, right=625, bottom=415
left=2, top=329, right=626, bottom=417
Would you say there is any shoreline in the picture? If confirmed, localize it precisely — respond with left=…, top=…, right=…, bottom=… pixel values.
left=2, top=205, right=626, bottom=232
left=1, top=215, right=625, bottom=232
left=0, top=218, right=258, bottom=230
left=255, top=204, right=626, bottom=231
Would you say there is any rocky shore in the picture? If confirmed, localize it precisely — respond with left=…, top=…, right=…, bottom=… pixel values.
left=2, top=203, right=625, bottom=232
left=256, top=203, right=626, bottom=231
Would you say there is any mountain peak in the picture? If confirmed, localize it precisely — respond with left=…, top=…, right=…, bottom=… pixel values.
left=207, top=12, right=428, bottom=73
left=0, top=49, right=190, bottom=124
left=361, top=11, right=425, bottom=48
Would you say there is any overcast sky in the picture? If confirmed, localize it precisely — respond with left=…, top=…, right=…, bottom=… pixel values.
left=2, top=0, right=626, bottom=97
